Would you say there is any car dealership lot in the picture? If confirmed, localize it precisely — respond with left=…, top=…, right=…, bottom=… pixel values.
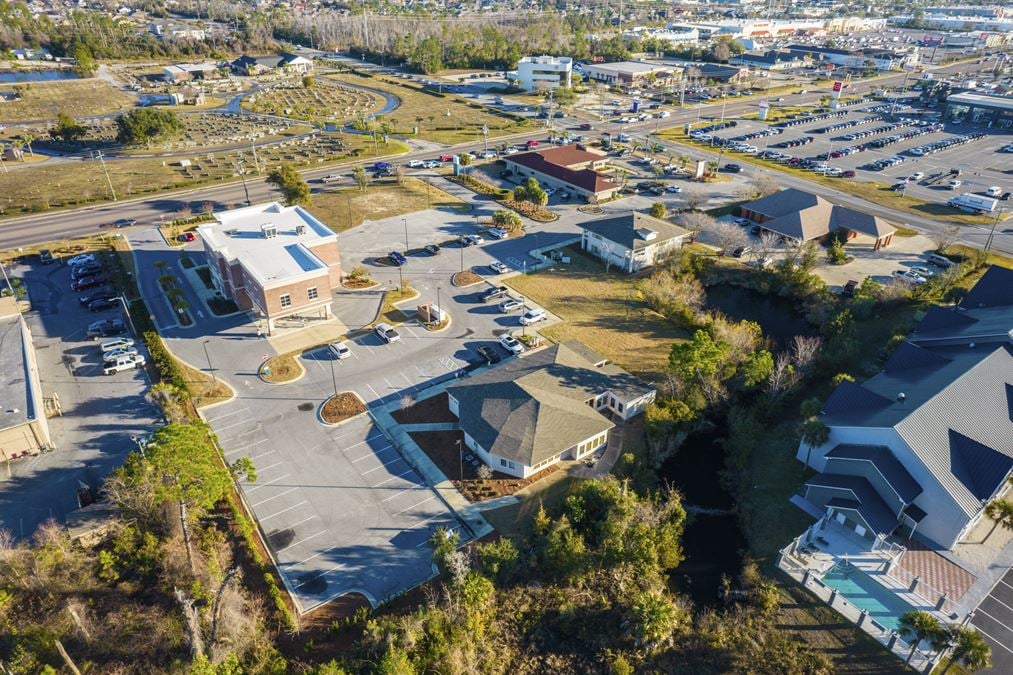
left=0, top=258, right=159, bottom=540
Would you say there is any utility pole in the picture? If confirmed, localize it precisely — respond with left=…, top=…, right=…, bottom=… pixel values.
left=362, top=0, right=370, bottom=51
left=249, top=142, right=261, bottom=174
left=96, top=151, right=116, bottom=201
left=402, top=216, right=409, bottom=254
left=482, top=125, right=489, bottom=153
left=984, top=207, right=1003, bottom=252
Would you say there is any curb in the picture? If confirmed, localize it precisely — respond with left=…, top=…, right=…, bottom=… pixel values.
left=317, top=392, right=369, bottom=428
left=257, top=354, right=306, bottom=385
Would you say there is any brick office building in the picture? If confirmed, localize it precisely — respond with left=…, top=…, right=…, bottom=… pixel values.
left=197, top=202, right=342, bottom=334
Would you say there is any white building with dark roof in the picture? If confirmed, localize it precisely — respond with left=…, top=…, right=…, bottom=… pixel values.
left=580, top=211, right=691, bottom=273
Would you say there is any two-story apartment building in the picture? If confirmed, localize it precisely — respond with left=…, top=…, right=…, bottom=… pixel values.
left=197, top=203, right=342, bottom=335
left=797, top=266, right=1013, bottom=550
left=580, top=212, right=691, bottom=273
left=446, top=341, right=655, bottom=478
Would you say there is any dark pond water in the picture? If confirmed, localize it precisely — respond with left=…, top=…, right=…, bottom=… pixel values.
left=0, top=70, right=78, bottom=83
left=661, top=432, right=747, bottom=608
left=705, top=284, right=817, bottom=348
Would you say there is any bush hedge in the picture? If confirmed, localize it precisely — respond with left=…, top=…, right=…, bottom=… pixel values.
left=144, top=330, right=188, bottom=390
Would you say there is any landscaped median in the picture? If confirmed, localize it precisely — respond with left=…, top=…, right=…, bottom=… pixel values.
left=447, top=174, right=557, bottom=223
left=319, top=391, right=367, bottom=426
left=652, top=129, right=1001, bottom=227
left=259, top=352, right=305, bottom=384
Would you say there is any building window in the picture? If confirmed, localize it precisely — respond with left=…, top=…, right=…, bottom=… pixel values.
left=307, top=287, right=318, bottom=300
left=616, top=401, right=624, bottom=413
left=279, top=294, right=292, bottom=308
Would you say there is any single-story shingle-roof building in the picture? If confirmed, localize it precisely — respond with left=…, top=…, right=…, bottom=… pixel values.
left=231, top=53, right=313, bottom=76
left=447, top=341, right=655, bottom=478
left=504, top=145, right=620, bottom=203
left=740, top=188, right=896, bottom=249
left=580, top=211, right=691, bottom=273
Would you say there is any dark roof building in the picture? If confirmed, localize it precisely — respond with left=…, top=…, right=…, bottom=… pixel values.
left=579, top=212, right=691, bottom=273
left=504, top=145, right=620, bottom=203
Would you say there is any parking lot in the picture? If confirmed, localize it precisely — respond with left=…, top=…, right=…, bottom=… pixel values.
left=0, top=255, right=160, bottom=539
left=971, top=567, right=1013, bottom=674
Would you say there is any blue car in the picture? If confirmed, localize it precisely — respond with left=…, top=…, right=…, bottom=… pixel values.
left=389, top=251, right=407, bottom=266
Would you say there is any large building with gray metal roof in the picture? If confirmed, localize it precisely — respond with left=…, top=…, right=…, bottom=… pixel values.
left=797, top=266, right=1013, bottom=549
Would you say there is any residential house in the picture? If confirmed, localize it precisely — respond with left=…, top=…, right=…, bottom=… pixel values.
left=447, top=341, right=656, bottom=478
left=503, top=144, right=620, bottom=203
left=231, top=53, right=314, bottom=76
left=580, top=211, right=691, bottom=273
left=0, top=91, right=23, bottom=103
left=0, top=296, right=52, bottom=461
left=196, top=202, right=342, bottom=335
left=739, top=188, right=896, bottom=250
left=150, top=23, right=207, bottom=41
left=797, top=266, right=1013, bottom=549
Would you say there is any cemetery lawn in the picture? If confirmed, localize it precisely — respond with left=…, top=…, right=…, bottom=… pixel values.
left=0, top=79, right=136, bottom=122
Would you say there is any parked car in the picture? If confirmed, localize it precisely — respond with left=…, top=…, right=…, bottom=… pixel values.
left=482, top=285, right=509, bottom=302
left=80, top=290, right=116, bottom=306
left=842, top=280, right=859, bottom=297
left=908, top=172, right=924, bottom=182
left=38, top=249, right=54, bottom=265
left=731, top=246, right=751, bottom=258
left=87, top=318, right=126, bottom=338
left=519, top=308, right=547, bottom=325
left=465, top=234, right=484, bottom=245
left=388, top=251, right=408, bottom=266
left=328, top=341, right=351, bottom=359
left=499, top=334, right=524, bottom=355
left=67, top=253, right=97, bottom=267
left=892, top=269, right=927, bottom=285
left=423, top=244, right=441, bottom=256
left=489, top=262, right=510, bottom=274
left=475, top=345, right=502, bottom=365
left=733, top=217, right=751, bottom=226
left=487, top=227, right=509, bottom=239
left=71, top=263, right=103, bottom=280
left=499, top=298, right=523, bottom=313
left=99, top=337, right=135, bottom=353
left=71, top=276, right=107, bottom=291
left=103, top=353, right=146, bottom=375
left=103, top=346, right=139, bottom=363
left=947, top=180, right=962, bottom=190
left=375, top=323, right=400, bottom=343
left=985, top=186, right=1003, bottom=198
left=406, top=160, right=425, bottom=168
left=88, top=298, right=118, bottom=312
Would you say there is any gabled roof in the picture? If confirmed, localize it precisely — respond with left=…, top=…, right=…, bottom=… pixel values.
left=580, top=212, right=690, bottom=251
left=883, top=341, right=953, bottom=374
left=448, top=341, right=653, bottom=467
left=960, top=266, right=1013, bottom=309
left=807, top=473, right=899, bottom=534
left=824, top=444, right=923, bottom=503
left=821, top=379, right=894, bottom=417
left=915, top=306, right=979, bottom=334
left=506, top=147, right=619, bottom=194
left=743, top=189, right=896, bottom=241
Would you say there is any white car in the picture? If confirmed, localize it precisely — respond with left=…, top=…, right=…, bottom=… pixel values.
left=489, top=261, right=510, bottom=274
left=893, top=270, right=927, bottom=285
left=908, top=172, right=924, bottom=182
left=985, top=186, right=1003, bottom=197
left=503, top=147, right=520, bottom=155
left=657, top=111, right=670, bottom=118
left=466, top=234, right=485, bottom=245
left=481, top=150, right=497, bottom=159
left=423, top=160, right=440, bottom=169
left=519, top=308, right=547, bottom=325
left=947, top=180, right=962, bottom=190
left=103, top=346, right=139, bottom=363
left=322, top=174, right=343, bottom=183
left=487, top=228, right=509, bottom=239
left=499, top=299, right=523, bottom=313
left=328, top=341, right=351, bottom=359
left=375, top=323, right=401, bottom=343
left=406, top=160, right=424, bottom=169
left=103, top=353, right=146, bottom=375
left=499, top=334, right=524, bottom=355
left=665, top=185, right=682, bottom=194
left=67, top=253, right=97, bottom=267
left=100, top=337, right=135, bottom=353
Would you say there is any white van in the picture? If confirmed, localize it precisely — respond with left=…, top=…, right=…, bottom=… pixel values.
left=103, top=354, right=146, bottom=375
left=926, top=253, right=954, bottom=269
left=100, top=337, right=135, bottom=353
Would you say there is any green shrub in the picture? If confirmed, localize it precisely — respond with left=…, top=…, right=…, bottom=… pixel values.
left=144, top=331, right=188, bottom=390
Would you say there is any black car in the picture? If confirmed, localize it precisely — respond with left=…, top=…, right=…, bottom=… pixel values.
left=113, top=218, right=137, bottom=228
left=87, top=318, right=126, bottom=338
left=722, top=163, right=742, bottom=173
left=88, top=298, right=118, bottom=312
left=481, top=286, right=509, bottom=302
left=71, top=264, right=103, bottom=280
left=71, top=276, right=107, bottom=291
left=38, top=249, right=54, bottom=265
left=80, top=290, right=116, bottom=305
left=475, top=345, right=502, bottom=365
left=423, top=244, right=441, bottom=255
left=731, top=246, right=751, bottom=258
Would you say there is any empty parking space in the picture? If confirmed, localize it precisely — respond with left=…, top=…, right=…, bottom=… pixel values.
left=208, top=404, right=461, bottom=611
left=972, top=569, right=1013, bottom=674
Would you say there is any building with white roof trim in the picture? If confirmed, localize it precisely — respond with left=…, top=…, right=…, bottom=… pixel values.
left=197, top=202, right=342, bottom=334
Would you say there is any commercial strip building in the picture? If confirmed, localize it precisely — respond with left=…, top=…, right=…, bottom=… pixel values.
left=739, top=189, right=897, bottom=250
left=785, top=44, right=919, bottom=71
left=508, top=55, right=572, bottom=92
left=197, top=202, right=342, bottom=335
left=0, top=296, right=51, bottom=461
left=580, top=212, right=691, bottom=273
left=230, top=53, right=313, bottom=76
left=945, top=92, right=1013, bottom=127
left=502, top=145, right=621, bottom=203
left=447, top=341, right=655, bottom=478
left=162, top=63, right=221, bottom=83
left=580, top=61, right=678, bottom=88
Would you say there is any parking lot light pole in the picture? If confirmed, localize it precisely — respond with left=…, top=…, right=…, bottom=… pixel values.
left=456, top=439, right=463, bottom=482
left=402, top=217, right=409, bottom=255
left=329, top=353, right=338, bottom=399
left=201, top=339, right=217, bottom=387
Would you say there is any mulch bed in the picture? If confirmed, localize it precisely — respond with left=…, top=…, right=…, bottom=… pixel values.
left=452, top=270, right=483, bottom=286
left=321, top=392, right=366, bottom=424
left=342, top=278, right=376, bottom=289
left=392, top=392, right=458, bottom=424
left=409, top=430, right=560, bottom=502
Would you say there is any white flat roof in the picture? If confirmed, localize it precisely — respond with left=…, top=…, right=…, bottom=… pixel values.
left=586, top=61, right=671, bottom=74
left=947, top=92, right=1013, bottom=112
left=198, top=202, right=336, bottom=288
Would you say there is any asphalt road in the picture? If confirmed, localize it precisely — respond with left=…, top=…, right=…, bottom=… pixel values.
left=0, top=59, right=999, bottom=253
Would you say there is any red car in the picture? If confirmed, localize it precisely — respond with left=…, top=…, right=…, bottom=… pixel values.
left=177, top=232, right=196, bottom=242
left=841, top=170, right=857, bottom=178
left=438, top=154, right=454, bottom=162
left=526, top=140, right=540, bottom=148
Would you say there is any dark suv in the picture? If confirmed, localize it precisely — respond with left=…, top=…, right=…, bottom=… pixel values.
left=481, top=286, right=509, bottom=303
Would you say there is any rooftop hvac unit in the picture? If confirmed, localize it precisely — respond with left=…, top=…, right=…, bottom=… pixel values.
left=296, top=224, right=307, bottom=235
left=261, top=223, right=278, bottom=239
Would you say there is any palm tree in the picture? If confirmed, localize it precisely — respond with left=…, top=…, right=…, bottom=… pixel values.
left=799, top=417, right=829, bottom=472
left=19, top=133, right=35, bottom=156
left=983, top=499, right=1013, bottom=541
left=940, top=626, right=991, bottom=674
left=898, top=610, right=944, bottom=665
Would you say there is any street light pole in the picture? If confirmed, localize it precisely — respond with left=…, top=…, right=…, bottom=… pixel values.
left=456, top=439, right=463, bottom=482
left=402, top=217, right=409, bottom=254
left=201, top=339, right=217, bottom=386
left=985, top=207, right=1004, bottom=252
left=329, top=352, right=338, bottom=398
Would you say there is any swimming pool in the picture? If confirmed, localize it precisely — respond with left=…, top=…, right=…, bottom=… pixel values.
left=820, top=563, right=913, bottom=632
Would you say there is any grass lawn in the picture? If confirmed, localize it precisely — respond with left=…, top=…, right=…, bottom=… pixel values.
left=653, top=132, right=999, bottom=227
left=948, top=244, right=1013, bottom=269
left=481, top=469, right=576, bottom=539
left=178, top=357, right=234, bottom=407
left=308, top=176, right=469, bottom=233
left=504, top=248, right=689, bottom=382
left=0, top=79, right=136, bottom=122
left=243, top=78, right=383, bottom=124
left=325, top=72, right=530, bottom=144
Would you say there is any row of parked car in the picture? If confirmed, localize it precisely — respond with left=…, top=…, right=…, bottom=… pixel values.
left=812, top=114, right=885, bottom=135
left=907, top=132, right=985, bottom=157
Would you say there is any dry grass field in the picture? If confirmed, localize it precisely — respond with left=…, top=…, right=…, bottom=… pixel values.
left=308, top=176, right=469, bottom=233
left=0, top=79, right=136, bottom=122
left=504, top=247, right=688, bottom=382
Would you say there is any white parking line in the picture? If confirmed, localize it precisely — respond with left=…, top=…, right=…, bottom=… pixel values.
left=972, top=623, right=1013, bottom=655
left=394, top=495, right=437, bottom=516
left=331, top=424, right=375, bottom=442
left=224, top=438, right=270, bottom=456
left=404, top=326, right=420, bottom=338
left=284, top=513, right=321, bottom=530
left=277, top=530, right=328, bottom=553
left=400, top=372, right=418, bottom=390
left=259, top=500, right=308, bottom=522
left=245, top=473, right=291, bottom=492
left=287, top=543, right=341, bottom=569
left=249, top=448, right=276, bottom=461
left=351, top=445, right=394, bottom=463
left=293, top=561, right=345, bottom=590
left=984, top=593, right=1013, bottom=616
left=373, top=468, right=416, bottom=487
left=251, top=487, right=299, bottom=507
left=975, top=606, right=1013, bottom=632
left=362, top=460, right=401, bottom=475
left=341, top=435, right=387, bottom=451
left=251, top=460, right=284, bottom=474
left=366, top=382, right=382, bottom=401
left=215, top=418, right=257, bottom=433
left=382, top=376, right=397, bottom=393
left=207, top=407, right=250, bottom=423
left=382, top=485, right=426, bottom=503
